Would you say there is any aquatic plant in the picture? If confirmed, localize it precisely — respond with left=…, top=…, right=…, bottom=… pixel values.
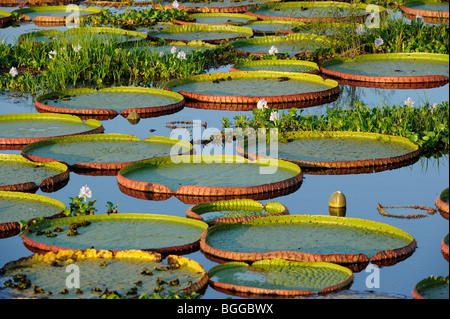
left=64, top=186, right=97, bottom=217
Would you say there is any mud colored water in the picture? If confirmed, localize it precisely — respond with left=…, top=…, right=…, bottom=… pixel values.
left=170, top=78, right=331, bottom=96
left=206, top=223, right=412, bottom=258
left=0, top=120, right=97, bottom=139
left=0, top=198, right=62, bottom=224
left=42, top=92, right=180, bottom=112
left=0, top=162, right=63, bottom=187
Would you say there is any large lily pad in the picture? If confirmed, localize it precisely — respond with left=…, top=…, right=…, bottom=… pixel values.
left=0, top=191, right=65, bottom=238
left=13, top=6, right=101, bottom=25
left=401, top=0, right=449, bottom=24
left=22, top=214, right=208, bottom=254
left=35, top=87, right=185, bottom=119
left=0, top=113, right=104, bottom=149
left=153, top=0, right=272, bottom=13
left=0, top=154, right=69, bottom=193
left=245, top=1, right=380, bottom=23
left=0, top=249, right=208, bottom=299
left=245, top=20, right=304, bottom=35
left=231, top=33, right=331, bottom=56
left=186, top=199, right=289, bottom=225
left=64, top=27, right=148, bottom=45
left=435, top=188, right=449, bottom=220
left=442, top=234, right=449, bottom=262
left=200, top=215, right=417, bottom=265
left=0, top=9, right=13, bottom=28
left=147, top=24, right=253, bottom=44
left=230, top=59, right=319, bottom=74
left=18, top=29, right=64, bottom=44
left=174, top=13, right=257, bottom=25
left=21, top=134, right=193, bottom=171
left=412, top=276, right=449, bottom=299
left=117, top=155, right=303, bottom=198
left=208, top=259, right=353, bottom=296
left=164, top=71, right=339, bottom=105
left=320, top=53, right=450, bottom=85
left=128, top=40, right=217, bottom=55
left=245, top=131, right=421, bottom=171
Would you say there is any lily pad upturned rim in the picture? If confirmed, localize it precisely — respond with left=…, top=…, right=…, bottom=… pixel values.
left=244, top=131, right=421, bottom=170
left=0, top=191, right=66, bottom=238
left=412, top=275, right=449, bottom=299
left=0, top=113, right=104, bottom=148
left=21, top=134, right=194, bottom=171
left=320, top=53, right=450, bottom=84
left=0, top=154, right=70, bottom=193
left=208, top=259, right=354, bottom=296
left=230, top=33, right=331, bottom=57
left=14, top=5, right=102, bottom=23
left=156, top=0, right=267, bottom=13
left=1, top=249, right=209, bottom=298
left=173, top=13, right=258, bottom=26
left=245, top=1, right=382, bottom=23
left=21, top=213, right=209, bottom=255
left=230, top=59, right=320, bottom=74
left=200, top=214, right=417, bottom=264
left=442, top=234, right=449, bottom=262
left=164, top=71, right=340, bottom=104
left=400, top=0, right=449, bottom=21
left=147, top=24, right=254, bottom=44
left=35, top=87, right=185, bottom=118
left=435, top=188, right=449, bottom=220
left=186, top=199, right=289, bottom=225
left=0, top=9, right=13, bottom=27
left=117, top=154, right=303, bottom=197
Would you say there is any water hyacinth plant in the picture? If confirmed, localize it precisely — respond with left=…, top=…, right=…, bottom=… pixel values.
left=64, top=185, right=97, bottom=217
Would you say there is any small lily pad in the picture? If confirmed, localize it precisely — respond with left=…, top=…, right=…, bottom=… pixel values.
left=413, top=276, right=449, bottom=299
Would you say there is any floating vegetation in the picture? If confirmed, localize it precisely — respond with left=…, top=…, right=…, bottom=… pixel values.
left=377, top=203, right=436, bottom=219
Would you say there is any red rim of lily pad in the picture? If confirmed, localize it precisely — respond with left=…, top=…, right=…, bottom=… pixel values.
left=21, top=134, right=194, bottom=171
left=15, top=5, right=102, bottom=25
left=320, top=53, right=450, bottom=85
left=164, top=71, right=340, bottom=104
left=412, top=276, right=449, bottom=299
left=0, top=9, right=13, bottom=27
left=442, top=234, right=449, bottom=262
left=35, top=87, right=185, bottom=119
left=400, top=2, right=449, bottom=24
left=200, top=214, right=418, bottom=265
left=186, top=199, right=289, bottom=225
left=0, top=154, right=70, bottom=193
left=117, top=155, right=303, bottom=198
left=0, top=113, right=104, bottom=149
left=157, top=2, right=260, bottom=13
left=435, top=189, right=449, bottom=220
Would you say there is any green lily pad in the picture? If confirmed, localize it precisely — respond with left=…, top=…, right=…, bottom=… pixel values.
left=209, top=259, right=353, bottom=296
left=442, top=234, right=449, bottom=261
left=401, top=0, right=449, bottom=23
left=117, top=155, right=302, bottom=197
left=154, top=0, right=273, bottom=12
left=128, top=40, right=217, bottom=55
left=13, top=6, right=101, bottom=24
left=230, top=59, right=319, bottom=74
left=22, top=214, right=208, bottom=254
left=0, top=154, right=69, bottom=193
left=1, top=9, right=13, bottom=28
left=21, top=134, right=193, bottom=171
left=0, top=113, right=104, bottom=148
left=200, top=215, right=417, bottom=264
left=413, top=276, right=449, bottom=299
left=245, top=20, right=304, bottom=35
left=231, top=33, right=331, bottom=56
left=64, top=27, right=147, bottom=44
left=35, top=87, right=185, bottom=119
left=147, top=24, right=253, bottom=44
left=18, top=29, right=64, bottom=43
left=182, top=13, right=258, bottom=25
left=186, top=199, right=288, bottom=224
left=0, top=249, right=208, bottom=299
left=164, top=71, right=339, bottom=104
left=436, top=188, right=449, bottom=220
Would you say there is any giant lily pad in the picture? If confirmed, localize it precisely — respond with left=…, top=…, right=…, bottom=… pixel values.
left=245, top=1, right=380, bottom=23
left=0, top=9, right=13, bottom=28
left=13, top=6, right=102, bottom=26
left=18, top=29, right=64, bottom=44
left=129, top=40, right=217, bottom=55
left=401, top=0, right=449, bottom=24
left=230, top=59, right=319, bottom=74
left=245, top=131, right=421, bottom=171
left=186, top=199, right=288, bottom=225
left=153, top=0, right=273, bottom=13
left=442, top=234, right=449, bottom=262
left=412, top=276, right=449, bottom=299
left=147, top=24, right=253, bottom=44
left=21, top=134, right=193, bottom=171
left=0, top=113, right=104, bottom=149
left=35, top=87, right=185, bottom=119
left=0, top=154, right=69, bottom=193
left=174, top=13, right=257, bottom=25
left=0, top=249, right=208, bottom=299
left=208, top=259, right=353, bottom=296
left=245, top=20, right=303, bottom=35
left=231, top=33, right=331, bottom=56
left=117, top=155, right=303, bottom=199
left=64, top=27, right=147, bottom=45
left=164, top=71, right=339, bottom=105
left=435, top=188, right=449, bottom=220
left=200, top=215, right=417, bottom=265
left=320, top=53, right=450, bottom=86
left=0, top=191, right=65, bottom=238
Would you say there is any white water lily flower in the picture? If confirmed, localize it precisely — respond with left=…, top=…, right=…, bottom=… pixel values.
left=404, top=97, right=415, bottom=108
left=177, top=50, right=186, bottom=60
left=374, top=37, right=384, bottom=48
left=9, top=67, right=18, bottom=77
left=431, top=103, right=438, bottom=111
left=49, top=50, right=57, bottom=59
left=172, top=0, right=179, bottom=9
left=356, top=24, right=365, bottom=36
left=269, top=110, right=279, bottom=122
left=268, top=45, right=278, bottom=55
left=72, top=44, right=82, bottom=52
left=170, top=46, right=177, bottom=55
left=257, top=98, right=268, bottom=109
left=79, top=185, right=92, bottom=199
